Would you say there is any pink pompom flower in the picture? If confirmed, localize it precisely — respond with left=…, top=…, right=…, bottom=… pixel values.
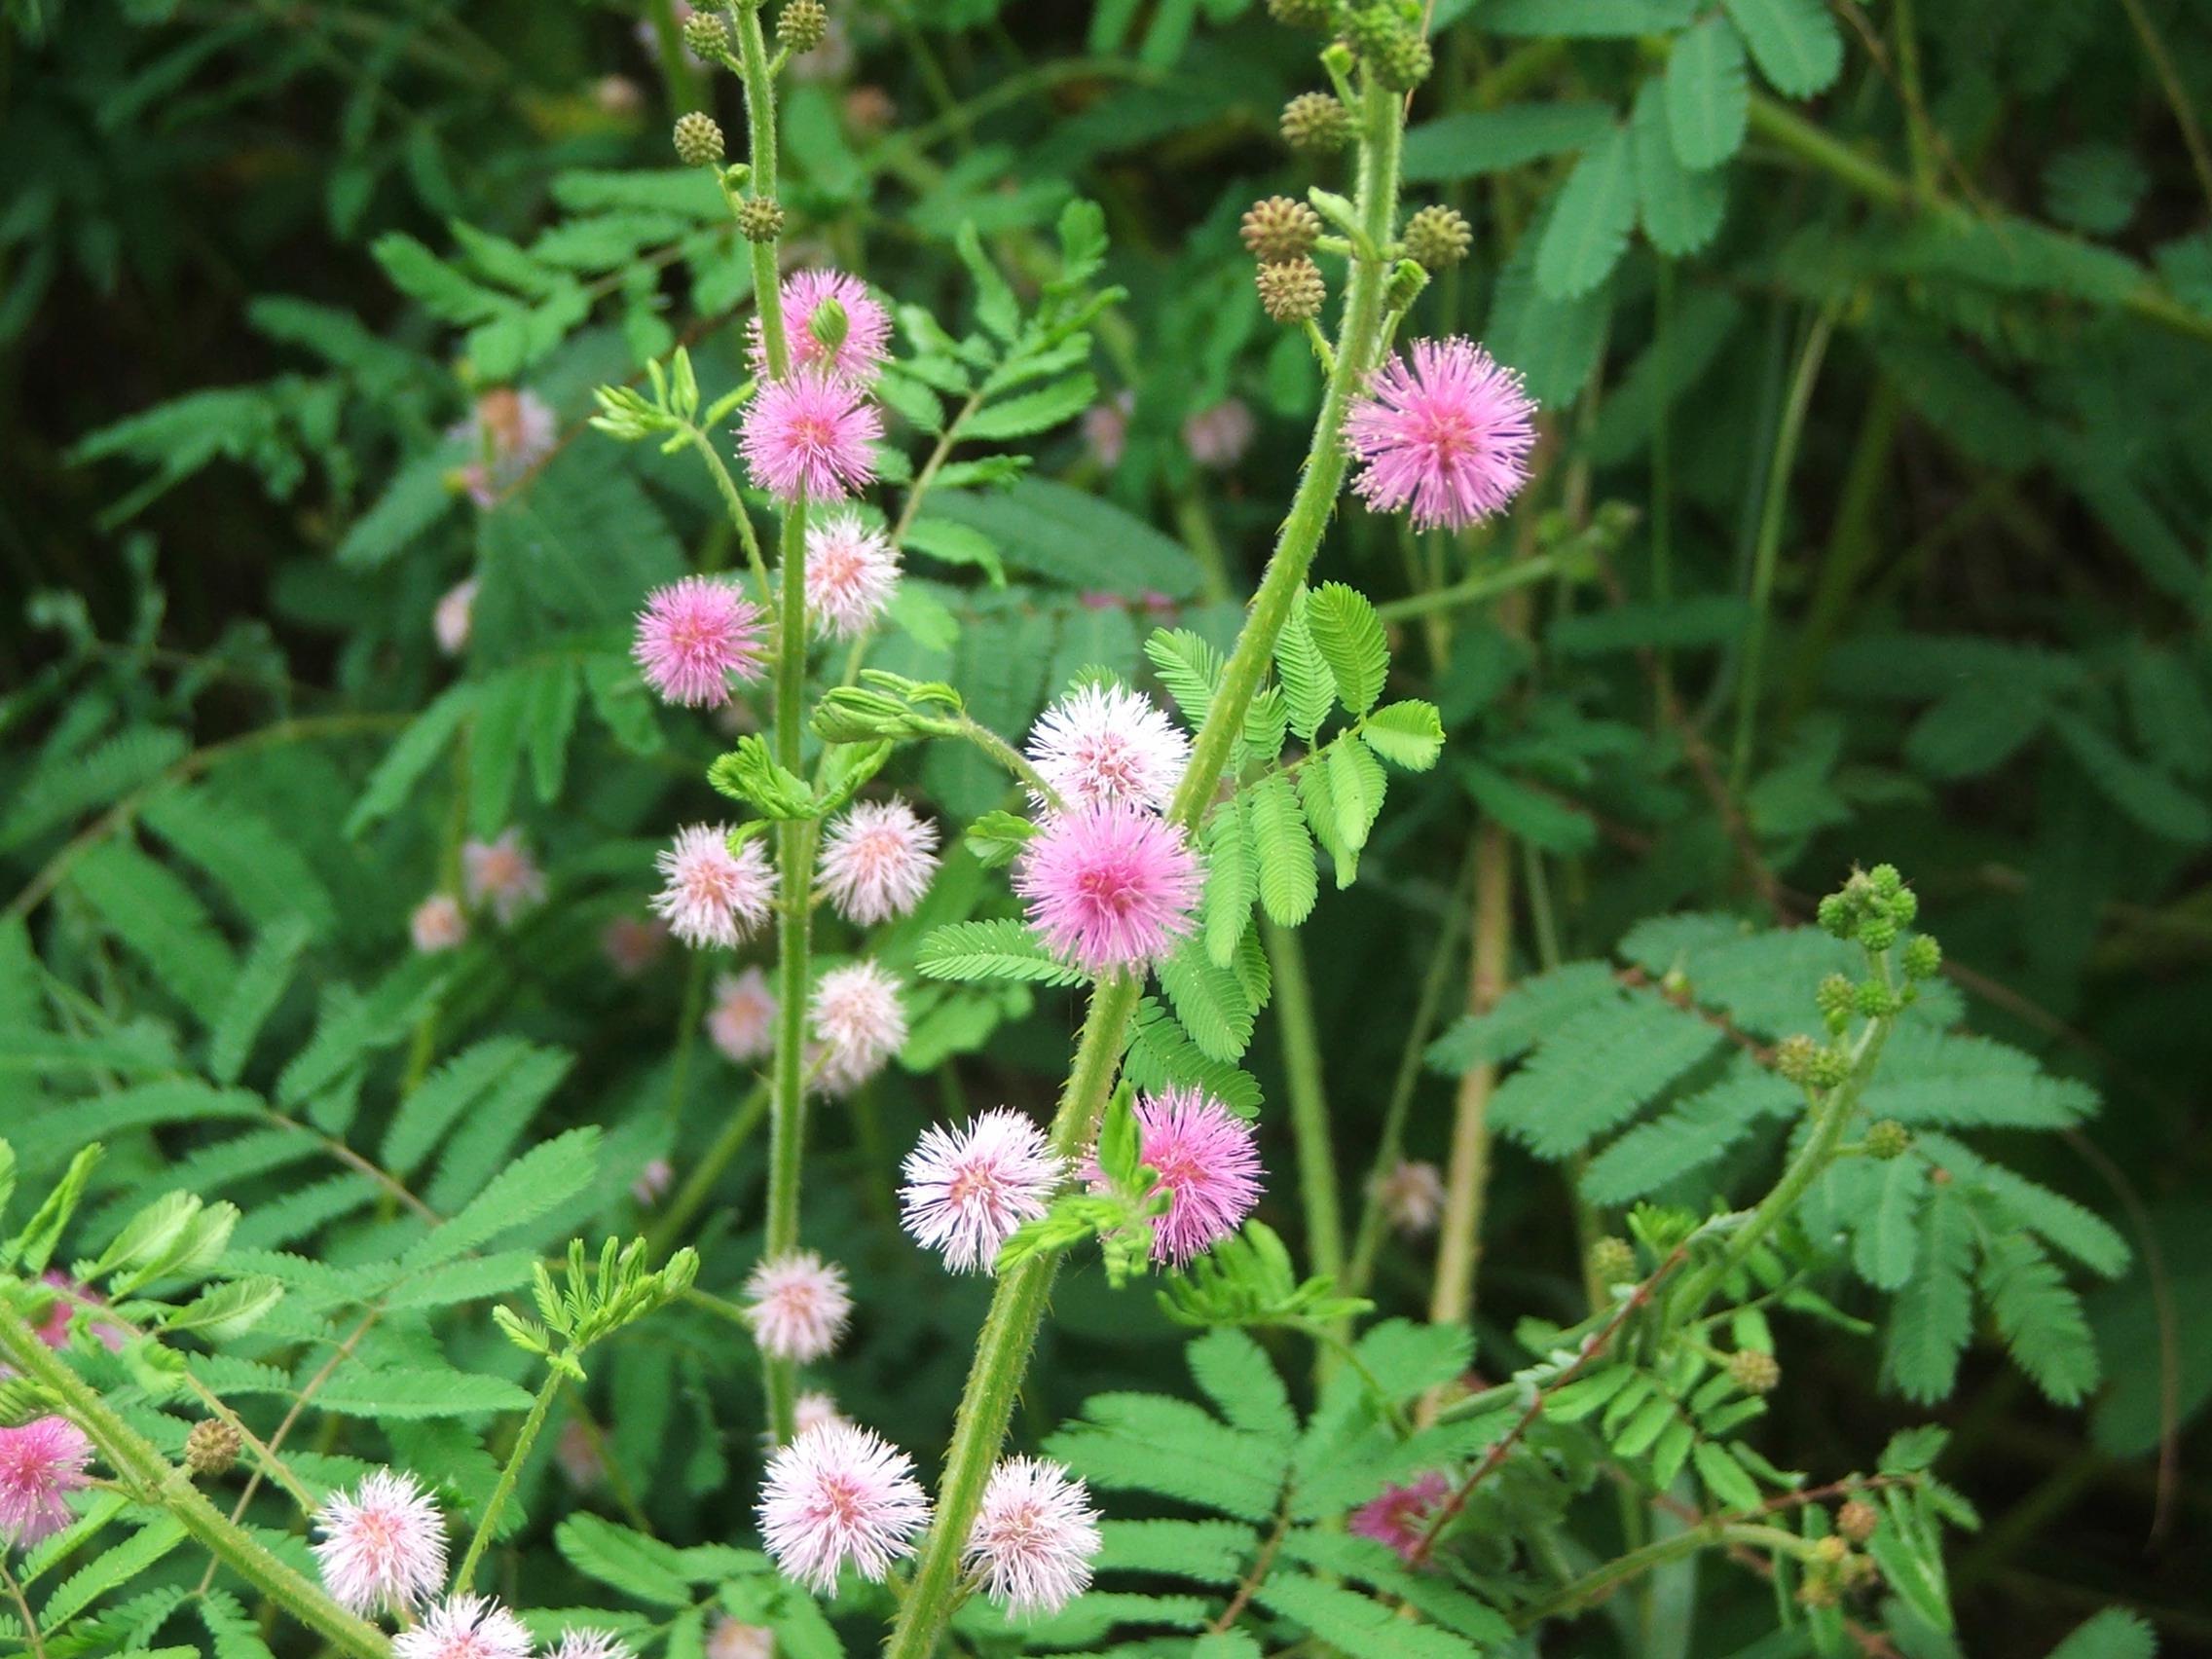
left=757, top=1422, right=931, bottom=1593
left=1024, top=682, right=1191, bottom=813
left=708, top=965, right=779, bottom=1063
left=900, top=1109, right=1064, bottom=1274
left=1091, top=1087, right=1264, bottom=1266
left=462, top=830, right=544, bottom=925
left=410, top=894, right=467, bottom=954
left=743, top=1250, right=852, bottom=1363
left=1014, top=801, right=1201, bottom=975
left=1377, top=1160, right=1446, bottom=1235
left=653, top=826, right=777, bottom=949
left=310, top=1468, right=448, bottom=1613
left=738, top=368, right=881, bottom=503
left=755, top=270, right=893, bottom=385
left=1344, top=337, right=1537, bottom=533
left=633, top=575, right=766, bottom=708
left=392, top=1596, right=533, bottom=1659
left=1347, top=1472, right=1452, bottom=1562
left=801, top=511, right=902, bottom=639
left=808, top=961, right=907, bottom=1092
left=793, top=1391, right=850, bottom=1439
left=964, top=1456, right=1103, bottom=1618
left=0, top=1416, right=92, bottom=1548
left=817, top=798, right=940, bottom=927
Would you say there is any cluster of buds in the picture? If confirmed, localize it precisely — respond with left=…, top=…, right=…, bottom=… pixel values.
left=1773, top=1032, right=1850, bottom=1092
left=1797, top=1528, right=1881, bottom=1606
left=1339, top=1, right=1432, bottom=91
left=1280, top=91, right=1352, bottom=154
left=1403, top=203, right=1471, bottom=271
left=1726, top=1346, right=1781, bottom=1395
left=778, top=0, right=828, bottom=55
left=1588, top=1235, right=1638, bottom=1287
left=1817, top=863, right=1923, bottom=958
left=184, top=1417, right=240, bottom=1478
left=1240, top=196, right=1326, bottom=325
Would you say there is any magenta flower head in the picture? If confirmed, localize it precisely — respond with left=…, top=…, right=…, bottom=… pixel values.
left=1014, top=801, right=1201, bottom=975
left=738, top=367, right=882, bottom=503
left=802, top=511, right=902, bottom=639
left=817, top=798, right=940, bottom=927
left=707, top=965, right=778, bottom=1063
left=758, top=1421, right=932, bottom=1593
left=809, top=961, right=907, bottom=1092
left=900, top=1109, right=1065, bottom=1274
left=392, top=1596, right=533, bottom=1659
left=1348, top=1472, right=1453, bottom=1562
left=0, top=1416, right=92, bottom=1548
left=1344, top=337, right=1536, bottom=532
left=755, top=270, right=893, bottom=384
left=1092, top=1087, right=1264, bottom=1266
left=965, top=1456, right=1102, bottom=1619
left=633, top=575, right=766, bottom=708
left=743, top=1249, right=852, bottom=1363
left=311, top=1468, right=448, bottom=1614
left=1024, top=682, right=1192, bottom=813
left=653, top=825, right=777, bottom=949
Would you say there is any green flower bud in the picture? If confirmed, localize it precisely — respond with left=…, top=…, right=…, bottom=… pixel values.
left=1889, top=887, right=1919, bottom=925
left=1588, top=1235, right=1638, bottom=1286
left=1867, top=863, right=1902, bottom=899
left=1373, top=29, right=1433, bottom=91
left=1852, top=979, right=1895, bottom=1018
left=1383, top=256, right=1428, bottom=311
left=1899, top=934, right=1942, bottom=980
left=1281, top=92, right=1353, bottom=154
left=681, top=9, right=730, bottom=58
left=777, top=0, right=828, bottom=55
left=1815, top=974, right=1855, bottom=1018
left=1257, top=256, right=1327, bottom=324
left=1727, top=1347, right=1781, bottom=1395
left=1774, top=1034, right=1822, bottom=1087
left=1816, top=891, right=1854, bottom=939
left=1403, top=203, right=1471, bottom=270
left=1805, top=1045, right=1851, bottom=1090
left=1836, top=1499, right=1879, bottom=1543
left=1864, top=1120, right=1911, bottom=1161
left=673, top=112, right=725, bottom=167
left=736, top=195, right=785, bottom=242
left=1266, top=0, right=1334, bottom=27
left=809, top=296, right=849, bottom=353
left=1812, top=1534, right=1850, bottom=1567
left=1859, top=916, right=1899, bottom=952
left=1340, top=4, right=1399, bottom=58
left=185, top=1418, right=240, bottom=1478
left=1240, top=196, right=1322, bottom=264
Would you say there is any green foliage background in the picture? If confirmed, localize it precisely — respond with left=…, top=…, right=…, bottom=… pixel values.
left=3, top=0, right=2208, bottom=1653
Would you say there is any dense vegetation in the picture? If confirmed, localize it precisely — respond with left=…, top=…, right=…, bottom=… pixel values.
left=3, top=2, right=2206, bottom=1656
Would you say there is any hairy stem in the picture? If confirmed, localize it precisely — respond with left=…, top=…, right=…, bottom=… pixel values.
left=452, top=1369, right=561, bottom=1593
left=1429, top=819, right=1513, bottom=1332
left=1265, top=918, right=1344, bottom=1291
left=882, top=69, right=1409, bottom=1659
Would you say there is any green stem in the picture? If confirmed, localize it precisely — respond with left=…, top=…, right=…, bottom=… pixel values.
left=452, top=1369, right=561, bottom=1593
left=1371, top=552, right=1558, bottom=624
left=1264, top=918, right=1343, bottom=1292
left=0, top=1555, right=46, bottom=1659
left=682, top=424, right=772, bottom=608
left=0, top=1306, right=388, bottom=1659
left=884, top=69, right=1409, bottom=1659
left=647, top=1081, right=770, bottom=1256
left=667, top=952, right=708, bottom=1125
left=1513, top=1522, right=1810, bottom=1629
left=956, top=716, right=1061, bottom=805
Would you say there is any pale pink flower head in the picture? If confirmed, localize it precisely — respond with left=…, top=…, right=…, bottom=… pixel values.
left=633, top=575, right=766, bottom=708
left=706, top=1620, right=774, bottom=1659
left=757, top=1422, right=931, bottom=1593
left=1347, top=1472, right=1452, bottom=1562
left=1345, top=337, right=1536, bottom=532
left=1091, top=1087, right=1264, bottom=1266
left=1014, top=801, right=1201, bottom=975
left=311, top=1468, right=448, bottom=1613
left=755, top=270, right=893, bottom=385
left=593, top=74, right=645, bottom=116
left=1377, top=1160, right=1446, bottom=1235
left=1182, top=397, right=1255, bottom=470
left=793, top=1391, right=849, bottom=1439
left=653, top=825, right=777, bottom=949
left=462, top=830, right=545, bottom=925
left=408, top=894, right=466, bottom=955
left=808, top=961, right=907, bottom=1092
left=452, top=389, right=558, bottom=507
left=743, top=1250, right=852, bottom=1363
left=1082, top=389, right=1133, bottom=468
left=817, top=798, right=940, bottom=926
left=434, top=577, right=478, bottom=657
left=391, top=1595, right=533, bottom=1659
left=738, top=368, right=882, bottom=503
left=631, top=1158, right=674, bottom=1205
left=554, top=1419, right=605, bottom=1490
left=601, top=914, right=669, bottom=978
left=708, top=965, right=779, bottom=1063
left=801, top=512, right=901, bottom=639
left=900, top=1109, right=1064, bottom=1274
left=0, top=1416, right=92, bottom=1548
left=963, top=1456, right=1102, bottom=1618
left=1025, top=682, right=1191, bottom=812
left=548, top=1631, right=632, bottom=1659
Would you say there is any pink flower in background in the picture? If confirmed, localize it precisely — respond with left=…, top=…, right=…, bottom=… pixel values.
left=757, top=1423, right=930, bottom=1592
left=1094, top=1088, right=1264, bottom=1266
left=1025, top=682, right=1191, bottom=812
left=34, top=1273, right=125, bottom=1353
left=433, top=577, right=477, bottom=657
left=1081, top=389, right=1133, bottom=468
left=592, top=75, right=644, bottom=116
left=843, top=86, right=896, bottom=135
left=633, top=576, right=766, bottom=708
left=739, top=368, right=881, bottom=502
left=708, top=966, right=779, bottom=1062
left=411, top=894, right=468, bottom=955
left=1348, top=1472, right=1452, bottom=1562
left=1345, top=337, right=1536, bottom=532
left=793, top=1391, right=849, bottom=1439
left=0, top=1417, right=92, bottom=1547
left=808, top=961, right=906, bottom=1091
left=756, top=270, right=892, bottom=384
left=706, top=1620, right=774, bottom=1659
left=653, top=826, right=776, bottom=948
left=817, top=798, right=940, bottom=926
left=601, top=914, right=669, bottom=978
left=900, top=1109, right=1064, bottom=1273
left=801, top=511, right=901, bottom=639
left=964, top=1456, right=1102, bottom=1617
left=1181, top=397, right=1254, bottom=469
left=453, top=389, right=557, bottom=507
left=1014, top=802, right=1200, bottom=975
left=462, top=830, right=544, bottom=924
left=1377, top=1160, right=1446, bottom=1235
left=391, top=1596, right=532, bottom=1659
left=631, top=1158, right=674, bottom=1205
left=311, top=1469, right=447, bottom=1613
left=743, top=1251, right=852, bottom=1363
left=554, top=1419, right=605, bottom=1490
left=548, top=1632, right=631, bottom=1659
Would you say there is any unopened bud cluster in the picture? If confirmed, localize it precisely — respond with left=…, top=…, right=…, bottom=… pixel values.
left=1773, top=1033, right=1849, bottom=1091
left=1340, top=2, right=1432, bottom=90
left=1808, top=865, right=1939, bottom=1036
left=681, top=10, right=730, bottom=59
left=1817, top=863, right=1921, bottom=955
left=185, top=1417, right=240, bottom=1478
left=1588, top=1235, right=1638, bottom=1286
left=1266, top=0, right=1333, bottom=27
left=778, top=0, right=828, bottom=55
left=1797, top=1521, right=1880, bottom=1606
left=1241, top=196, right=1328, bottom=324
left=1404, top=203, right=1471, bottom=270
left=1281, top=92, right=1352, bottom=154
left=1727, top=1346, right=1781, bottom=1395
left=673, top=112, right=724, bottom=167
left=737, top=196, right=786, bottom=242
